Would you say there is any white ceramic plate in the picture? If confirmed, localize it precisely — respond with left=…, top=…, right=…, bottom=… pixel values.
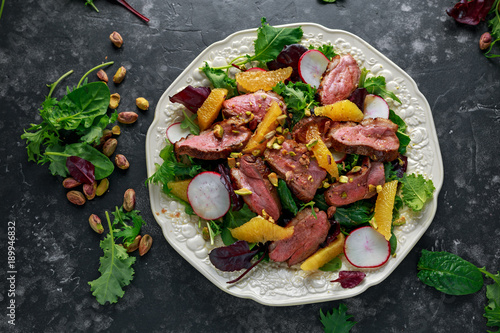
left=145, top=23, right=444, bottom=306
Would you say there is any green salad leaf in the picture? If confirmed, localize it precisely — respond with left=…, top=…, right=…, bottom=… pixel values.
left=180, top=109, right=200, bottom=135
left=273, top=81, right=318, bottom=128
left=309, top=43, right=337, bottom=60
left=89, top=212, right=136, bottom=305
left=277, top=179, right=299, bottom=215
left=400, top=174, right=435, bottom=212
left=319, top=256, right=342, bottom=272
left=252, top=18, right=303, bottom=64
left=359, top=69, right=401, bottom=104
left=334, top=200, right=374, bottom=228
left=200, top=63, right=238, bottom=98
left=320, top=304, right=357, bottom=333
left=417, top=250, right=484, bottom=295
left=221, top=204, right=257, bottom=245
left=389, top=109, right=411, bottom=154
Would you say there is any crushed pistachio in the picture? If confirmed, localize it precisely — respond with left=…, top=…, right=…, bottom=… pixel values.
left=230, top=152, right=242, bottom=158
left=234, top=188, right=253, bottom=196
left=339, top=176, right=349, bottom=183
left=227, top=157, right=236, bottom=168
left=351, top=166, right=362, bottom=173
left=376, top=185, right=383, bottom=193
left=268, top=173, right=279, bottom=187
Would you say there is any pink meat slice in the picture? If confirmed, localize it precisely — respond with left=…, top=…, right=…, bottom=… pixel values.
left=230, top=155, right=281, bottom=221
left=264, top=140, right=327, bottom=202
left=222, top=90, right=286, bottom=130
left=269, top=208, right=330, bottom=266
left=317, top=54, right=361, bottom=106
left=325, top=157, right=385, bottom=207
left=329, top=118, right=400, bottom=162
left=174, top=118, right=251, bottom=160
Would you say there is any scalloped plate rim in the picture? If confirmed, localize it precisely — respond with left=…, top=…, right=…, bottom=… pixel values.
left=145, top=22, right=444, bottom=306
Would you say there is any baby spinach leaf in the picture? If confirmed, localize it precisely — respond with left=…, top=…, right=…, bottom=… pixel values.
left=334, top=201, right=374, bottom=228
left=389, top=109, right=411, bottom=154
left=319, top=256, right=342, bottom=272
left=417, top=250, right=484, bottom=295
left=277, top=179, right=298, bottom=215
left=64, top=143, right=114, bottom=180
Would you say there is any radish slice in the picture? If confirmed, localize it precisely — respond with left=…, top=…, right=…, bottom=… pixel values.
left=344, top=226, right=391, bottom=268
left=331, top=151, right=347, bottom=163
left=237, top=67, right=266, bottom=94
left=187, top=171, right=231, bottom=220
left=363, top=94, right=390, bottom=119
left=166, top=122, right=191, bottom=144
left=298, top=50, right=329, bottom=88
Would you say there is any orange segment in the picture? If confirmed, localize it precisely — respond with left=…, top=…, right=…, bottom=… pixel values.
left=167, top=179, right=192, bottom=202
left=373, top=180, right=399, bottom=240
left=197, top=88, right=228, bottom=131
left=314, top=100, right=364, bottom=122
left=306, top=125, right=339, bottom=180
left=301, top=233, right=345, bottom=271
left=230, top=216, right=294, bottom=243
left=236, top=67, right=292, bottom=92
left=242, top=101, right=282, bottom=155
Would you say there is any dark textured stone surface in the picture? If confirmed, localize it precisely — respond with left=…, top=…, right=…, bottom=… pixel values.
left=1, top=0, right=500, bottom=332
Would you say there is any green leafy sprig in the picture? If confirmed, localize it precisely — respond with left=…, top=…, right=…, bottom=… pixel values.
left=320, top=304, right=357, bottom=333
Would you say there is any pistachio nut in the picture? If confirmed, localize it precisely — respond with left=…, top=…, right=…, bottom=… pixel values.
left=123, top=188, right=136, bottom=212
left=88, top=214, right=104, bottom=234
left=109, top=31, right=123, bottom=48
left=112, top=125, right=121, bottom=135
left=117, top=111, right=138, bottom=124
left=115, top=154, right=130, bottom=170
left=480, top=32, right=492, bottom=51
left=62, top=177, right=81, bottom=189
left=202, top=227, right=210, bottom=241
left=109, top=93, right=121, bottom=110
left=139, top=234, right=153, bottom=256
left=267, top=172, right=278, bottom=187
left=83, top=182, right=97, bottom=200
left=113, top=66, right=126, bottom=84
left=96, top=69, right=108, bottom=83
left=96, top=178, right=109, bottom=196
left=102, top=138, right=118, bottom=157
left=67, top=190, right=86, bottom=206
left=135, top=97, right=149, bottom=111
left=213, top=124, right=224, bottom=139
left=126, top=235, right=142, bottom=253
left=234, top=188, right=252, bottom=196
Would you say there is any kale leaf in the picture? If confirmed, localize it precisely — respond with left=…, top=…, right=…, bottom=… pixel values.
left=400, top=173, right=435, bottom=212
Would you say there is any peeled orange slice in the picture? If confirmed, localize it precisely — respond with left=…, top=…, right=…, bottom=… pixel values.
left=314, top=100, right=364, bottom=122
left=236, top=67, right=292, bottom=92
left=242, top=101, right=282, bottom=155
left=301, top=233, right=345, bottom=271
left=373, top=180, right=399, bottom=240
left=306, top=125, right=339, bottom=180
left=197, top=88, right=228, bottom=131
left=166, top=179, right=192, bottom=202
left=230, top=216, right=294, bottom=243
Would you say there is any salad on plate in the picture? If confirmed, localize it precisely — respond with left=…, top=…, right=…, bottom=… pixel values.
left=147, top=19, right=436, bottom=296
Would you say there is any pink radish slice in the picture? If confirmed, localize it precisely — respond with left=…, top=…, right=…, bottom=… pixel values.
left=166, top=122, right=191, bottom=144
left=363, top=94, right=390, bottom=119
left=344, top=226, right=391, bottom=268
left=298, top=49, right=329, bottom=88
left=187, top=171, right=231, bottom=220
left=331, top=151, right=347, bottom=163
left=237, top=67, right=266, bottom=94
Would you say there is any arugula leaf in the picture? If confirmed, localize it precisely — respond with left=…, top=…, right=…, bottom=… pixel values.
left=277, top=179, right=299, bottom=215
left=319, top=256, right=342, bottom=272
left=222, top=204, right=257, bottom=245
left=180, top=109, right=200, bottom=135
left=400, top=173, right=435, bottom=212
left=273, top=81, right=318, bottom=128
left=319, top=304, right=357, bottom=333
left=309, top=43, right=337, bottom=60
left=360, top=74, right=402, bottom=104
left=89, top=212, right=136, bottom=305
left=252, top=18, right=303, bottom=64
left=112, top=207, right=147, bottom=247
left=200, top=63, right=237, bottom=98
left=334, top=201, right=374, bottom=228
left=417, top=250, right=484, bottom=295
